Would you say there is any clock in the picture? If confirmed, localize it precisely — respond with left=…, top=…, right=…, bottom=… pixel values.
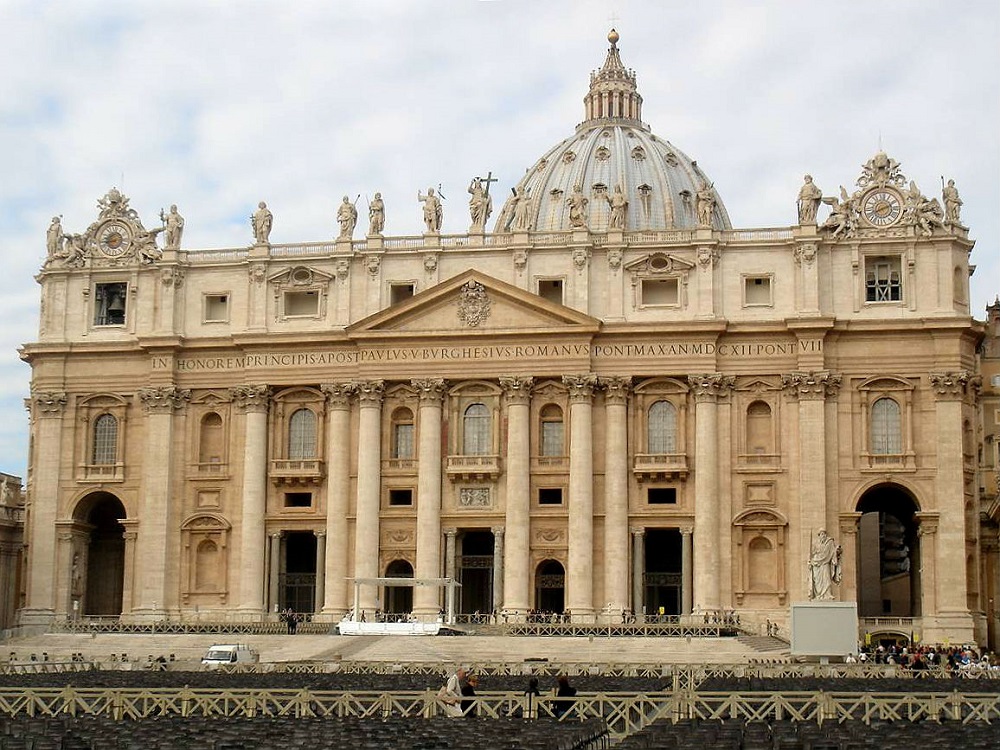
left=861, top=189, right=902, bottom=227
left=98, top=221, right=132, bottom=257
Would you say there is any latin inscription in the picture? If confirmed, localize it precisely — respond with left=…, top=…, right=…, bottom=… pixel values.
left=151, top=339, right=822, bottom=372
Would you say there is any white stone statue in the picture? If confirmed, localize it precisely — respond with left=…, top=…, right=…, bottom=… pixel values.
left=696, top=181, right=716, bottom=227
left=46, top=216, right=64, bottom=259
left=808, top=529, right=842, bottom=601
left=796, top=175, right=823, bottom=224
left=160, top=205, right=184, bottom=250
left=942, top=178, right=963, bottom=224
left=511, top=186, right=534, bottom=231
left=567, top=185, right=589, bottom=229
left=821, top=186, right=855, bottom=239
left=468, top=178, right=492, bottom=231
left=606, top=184, right=628, bottom=230
left=417, top=187, right=443, bottom=233
left=368, top=192, right=385, bottom=235
left=337, top=195, right=358, bottom=240
left=252, top=201, right=273, bottom=244
left=904, top=181, right=945, bottom=237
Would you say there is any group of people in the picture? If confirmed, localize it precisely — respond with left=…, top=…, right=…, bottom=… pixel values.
left=438, top=669, right=577, bottom=719
left=280, top=608, right=302, bottom=634
left=849, top=644, right=996, bottom=674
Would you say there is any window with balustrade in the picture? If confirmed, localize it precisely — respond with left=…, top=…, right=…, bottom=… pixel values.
left=858, top=376, right=915, bottom=470
left=76, top=394, right=129, bottom=482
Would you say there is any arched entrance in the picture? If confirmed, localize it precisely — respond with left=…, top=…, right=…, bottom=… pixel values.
left=384, top=559, right=414, bottom=616
left=856, top=483, right=920, bottom=617
left=534, top=559, right=565, bottom=614
left=280, top=532, right=316, bottom=613
left=458, top=530, right=494, bottom=614
left=73, top=493, right=126, bottom=617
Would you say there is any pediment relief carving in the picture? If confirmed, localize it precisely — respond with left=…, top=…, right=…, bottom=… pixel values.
left=78, top=393, right=130, bottom=409
left=181, top=513, right=231, bottom=531
left=191, top=390, right=232, bottom=406
left=624, top=252, right=695, bottom=276
left=733, top=508, right=787, bottom=527
left=633, top=376, right=690, bottom=395
left=734, top=377, right=780, bottom=393
left=268, top=265, right=335, bottom=287
left=532, top=380, right=568, bottom=398
left=857, top=375, right=915, bottom=392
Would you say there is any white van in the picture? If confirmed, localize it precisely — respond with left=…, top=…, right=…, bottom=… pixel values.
left=201, top=644, right=259, bottom=668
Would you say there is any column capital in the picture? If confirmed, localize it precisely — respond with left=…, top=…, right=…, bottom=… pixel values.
left=838, top=512, right=862, bottom=536
left=314, top=530, right=327, bottom=539
left=563, top=374, right=598, bottom=402
left=781, top=370, right=841, bottom=400
left=29, top=391, right=67, bottom=418
left=630, top=526, right=646, bottom=538
left=353, top=379, right=385, bottom=405
left=230, top=384, right=272, bottom=412
left=598, top=376, right=632, bottom=405
left=321, top=382, right=354, bottom=409
left=491, top=525, right=505, bottom=539
left=500, top=375, right=534, bottom=404
left=138, top=385, right=191, bottom=414
left=914, top=511, right=940, bottom=536
left=688, top=373, right=734, bottom=401
left=443, top=527, right=458, bottom=538
left=929, top=371, right=978, bottom=401
left=270, top=531, right=283, bottom=540
left=412, top=378, right=447, bottom=403
left=679, top=525, right=694, bottom=537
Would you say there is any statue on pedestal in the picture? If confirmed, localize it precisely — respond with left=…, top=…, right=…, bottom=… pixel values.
left=337, top=195, right=358, bottom=240
left=46, top=216, right=64, bottom=260
left=696, top=181, right=716, bottom=227
left=252, top=201, right=273, bottom=244
left=796, top=175, right=823, bottom=224
left=567, top=185, right=589, bottom=229
left=418, top=187, right=443, bottom=233
left=606, top=185, right=628, bottom=230
left=160, top=205, right=184, bottom=249
left=942, top=178, right=963, bottom=225
left=808, top=529, right=842, bottom=601
left=368, top=192, right=385, bottom=236
left=468, top=177, right=493, bottom=231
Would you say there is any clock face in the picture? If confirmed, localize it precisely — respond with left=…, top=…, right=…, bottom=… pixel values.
left=862, top=190, right=902, bottom=227
left=98, top=222, right=132, bottom=256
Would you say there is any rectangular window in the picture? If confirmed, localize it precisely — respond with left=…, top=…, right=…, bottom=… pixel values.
left=538, top=487, right=563, bottom=505
left=647, top=487, right=677, bottom=505
left=393, top=424, right=414, bottom=459
left=389, top=488, right=413, bottom=507
left=204, top=294, right=229, bottom=323
left=94, top=282, right=127, bottom=326
left=540, top=421, right=564, bottom=457
left=284, top=492, right=312, bottom=508
left=865, top=257, right=902, bottom=303
left=641, top=278, right=679, bottom=306
left=390, top=283, right=415, bottom=305
left=743, top=276, right=772, bottom=306
left=538, top=279, right=563, bottom=305
left=284, top=290, right=319, bottom=316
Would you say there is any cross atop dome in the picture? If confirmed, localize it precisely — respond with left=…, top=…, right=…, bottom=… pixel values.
left=582, top=29, right=644, bottom=128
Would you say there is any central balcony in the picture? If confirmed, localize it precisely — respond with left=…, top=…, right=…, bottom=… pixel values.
left=633, top=453, right=688, bottom=482
left=446, top=454, right=502, bottom=482
left=269, top=459, right=325, bottom=486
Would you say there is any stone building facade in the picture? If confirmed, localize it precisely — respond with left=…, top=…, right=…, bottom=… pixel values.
left=0, top=473, right=24, bottom=631
left=20, top=33, right=988, bottom=645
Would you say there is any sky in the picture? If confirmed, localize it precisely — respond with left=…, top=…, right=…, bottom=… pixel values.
left=0, top=0, right=997, bottom=479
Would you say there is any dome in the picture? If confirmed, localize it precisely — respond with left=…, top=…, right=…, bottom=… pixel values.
left=494, top=31, right=732, bottom=233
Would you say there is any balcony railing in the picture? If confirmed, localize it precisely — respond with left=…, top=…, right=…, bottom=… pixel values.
left=191, top=461, right=228, bottom=478
left=531, top=455, right=568, bottom=472
left=446, top=454, right=501, bottom=481
left=738, top=453, right=781, bottom=469
left=383, top=458, right=417, bottom=473
left=862, top=453, right=916, bottom=471
left=269, top=459, right=325, bottom=485
left=77, top=463, right=124, bottom=483
left=633, top=453, right=688, bottom=481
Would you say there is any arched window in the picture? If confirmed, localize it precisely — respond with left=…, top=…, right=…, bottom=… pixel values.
left=540, top=404, right=564, bottom=457
left=870, top=398, right=902, bottom=455
left=92, top=414, right=118, bottom=465
left=288, top=408, right=317, bottom=459
left=745, top=401, right=773, bottom=454
left=647, top=400, right=677, bottom=454
left=391, top=407, right=414, bottom=460
left=198, top=412, right=224, bottom=464
left=463, top=403, right=490, bottom=455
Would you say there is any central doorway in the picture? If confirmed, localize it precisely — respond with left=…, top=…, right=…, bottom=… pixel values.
left=534, top=559, right=566, bottom=614
left=644, top=528, right=682, bottom=617
left=384, top=559, right=414, bottom=616
left=281, top=532, right=316, bottom=613
left=458, top=530, right=494, bottom=614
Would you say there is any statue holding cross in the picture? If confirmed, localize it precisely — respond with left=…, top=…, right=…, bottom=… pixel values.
left=468, top=172, right=497, bottom=232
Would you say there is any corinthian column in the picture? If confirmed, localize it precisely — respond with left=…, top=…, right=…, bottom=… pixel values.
left=688, top=374, right=732, bottom=611
left=20, top=392, right=67, bottom=625
left=564, top=374, right=597, bottom=621
left=134, top=385, right=190, bottom=619
left=600, top=377, right=631, bottom=614
left=321, top=383, right=353, bottom=617
left=500, top=375, right=532, bottom=616
left=353, top=380, right=384, bottom=613
left=412, top=378, right=446, bottom=618
left=781, top=371, right=840, bottom=599
left=231, top=384, right=271, bottom=615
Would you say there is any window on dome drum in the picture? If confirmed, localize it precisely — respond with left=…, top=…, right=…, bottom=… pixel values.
left=284, top=492, right=312, bottom=508
left=391, top=408, right=414, bottom=460
left=743, top=275, right=772, bottom=306
left=865, top=256, right=902, bottom=303
left=539, top=404, right=564, bottom=456
left=539, top=487, right=563, bottom=505
left=91, top=414, right=118, bottom=465
left=390, top=283, right=415, bottom=305
left=647, top=400, right=678, bottom=454
left=462, top=403, right=491, bottom=455
left=647, top=487, right=677, bottom=505
left=288, top=408, right=317, bottom=459
left=641, top=278, right=679, bottom=307
left=284, top=290, right=319, bottom=316
left=388, top=488, right=413, bottom=507
left=203, top=294, right=229, bottom=323
left=94, top=282, right=127, bottom=326
left=870, top=397, right=902, bottom=455
left=537, top=279, right=563, bottom=305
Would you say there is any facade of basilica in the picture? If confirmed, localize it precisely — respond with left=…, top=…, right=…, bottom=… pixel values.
left=20, top=32, right=993, bottom=647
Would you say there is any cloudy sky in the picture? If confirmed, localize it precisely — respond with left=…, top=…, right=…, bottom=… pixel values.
left=1, top=0, right=997, bottom=478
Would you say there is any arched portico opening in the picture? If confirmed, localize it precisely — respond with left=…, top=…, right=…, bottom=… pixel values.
left=384, top=559, right=414, bottom=616
left=534, top=559, right=565, bottom=615
left=72, top=492, right=126, bottom=617
left=855, top=483, right=920, bottom=617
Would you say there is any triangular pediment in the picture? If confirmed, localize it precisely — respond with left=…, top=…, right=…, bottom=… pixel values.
left=348, top=270, right=601, bottom=337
